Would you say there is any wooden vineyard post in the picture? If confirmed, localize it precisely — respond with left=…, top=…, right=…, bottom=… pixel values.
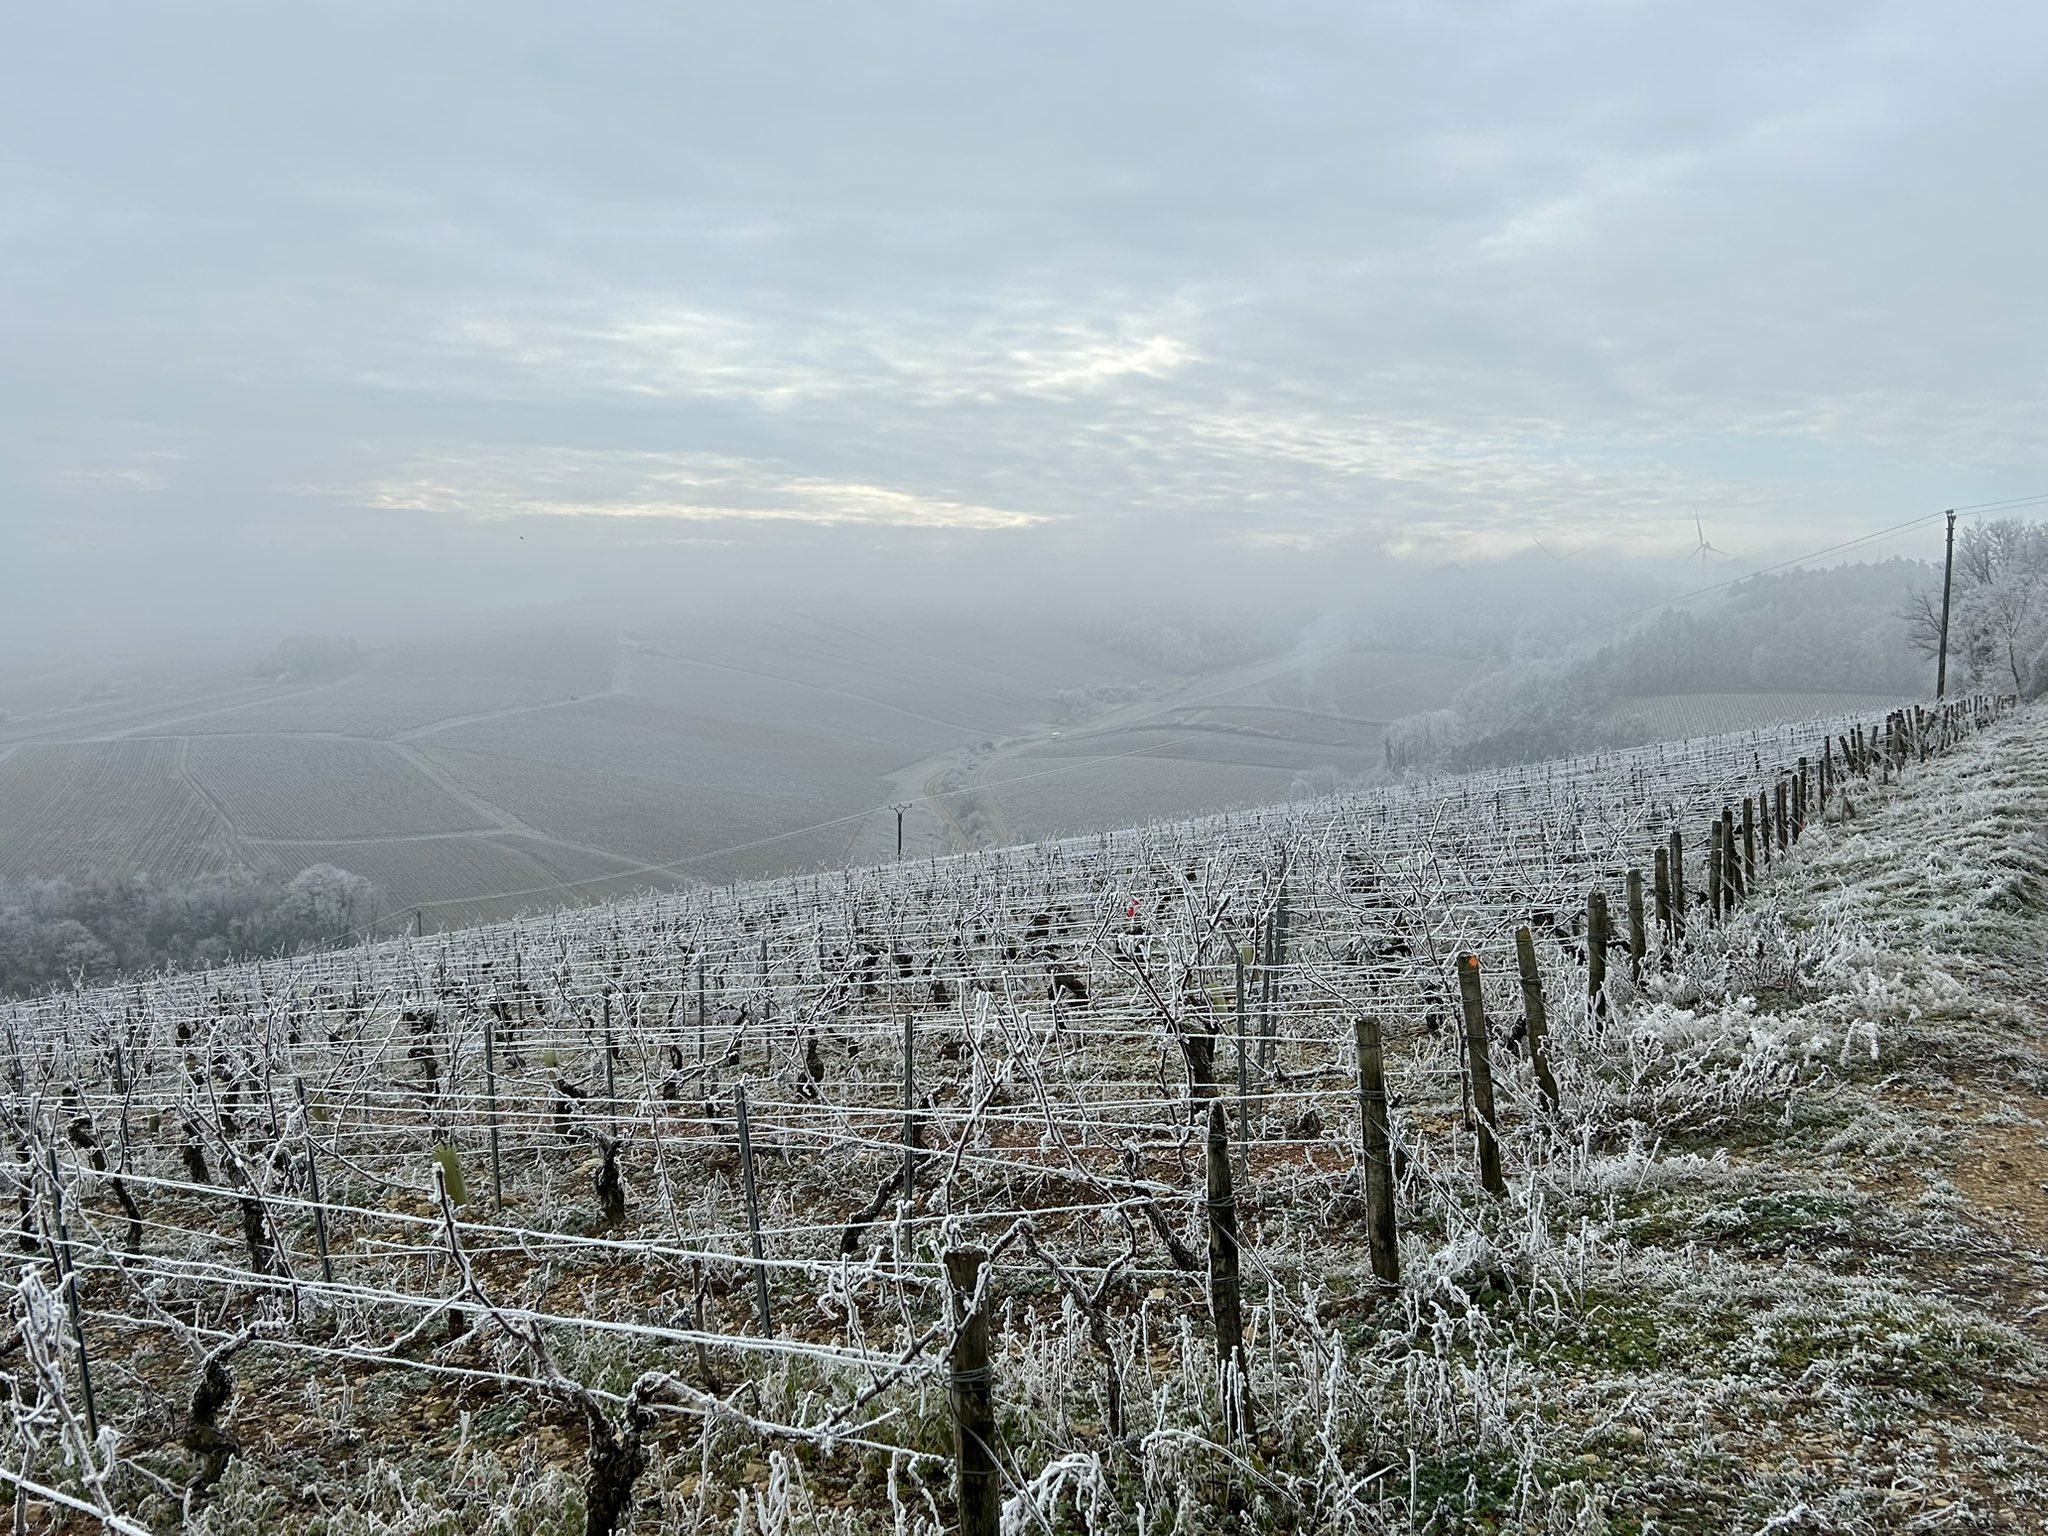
left=759, top=935, right=771, bottom=1073
left=1668, top=830, right=1687, bottom=943
left=601, top=990, right=618, bottom=1137
left=1775, top=778, right=1789, bottom=852
left=901, top=1010, right=920, bottom=1205
left=1254, top=918, right=1272, bottom=1088
left=1454, top=954, right=1507, bottom=1197
left=733, top=1085, right=776, bottom=1337
left=1234, top=952, right=1249, bottom=1181
left=944, top=1248, right=1000, bottom=1536
left=695, top=952, right=706, bottom=1064
left=1586, top=889, right=1610, bottom=1020
left=1707, top=819, right=1724, bottom=922
left=1718, top=808, right=1739, bottom=903
left=1624, top=870, right=1647, bottom=987
left=1205, top=1102, right=1254, bottom=1439
left=1741, top=798, right=1757, bottom=885
left=295, top=1078, right=336, bottom=1282
left=43, top=1144, right=99, bottom=1442
left=1350, top=1016, right=1402, bottom=1289
left=1653, top=846, right=1673, bottom=953
left=1259, top=890, right=1287, bottom=1075
left=481, top=1016, right=504, bottom=1211
left=1512, top=927, right=1560, bottom=1113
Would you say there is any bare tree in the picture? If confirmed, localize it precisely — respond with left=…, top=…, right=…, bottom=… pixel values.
left=1908, top=518, right=2048, bottom=697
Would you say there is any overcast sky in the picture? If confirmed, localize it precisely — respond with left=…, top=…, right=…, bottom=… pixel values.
left=5, top=2, right=2045, bottom=640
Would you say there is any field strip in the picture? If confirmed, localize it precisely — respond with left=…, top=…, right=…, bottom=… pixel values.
left=0, top=679, right=299, bottom=746
left=393, top=740, right=713, bottom=892
left=632, top=650, right=988, bottom=737
left=386, top=740, right=524, bottom=831
left=231, top=828, right=523, bottom=849
left=392, top=690, right=617, bottom=743
left=171, top=735, right=253, bottom=864
left=93, top=675, right=359, bottom=741
left=1077, top=648, right=1345, bottom=735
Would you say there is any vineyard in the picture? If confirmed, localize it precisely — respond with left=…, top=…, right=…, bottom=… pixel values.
left=184, top=739, right=497, bottom=841
left=1, top=695, right=2039, bottom=1534
left=1599, top=691, right=1911, bottom=741
left=0, top=741, right=238, bottom=884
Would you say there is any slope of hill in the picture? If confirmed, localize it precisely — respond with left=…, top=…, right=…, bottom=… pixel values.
left=2, top=697, right=2037, bottom=1534
left=0, top=613, right=1483, bottom=931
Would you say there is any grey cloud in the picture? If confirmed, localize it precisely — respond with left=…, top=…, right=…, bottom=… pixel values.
left=3, top=1, right=2044, bottom=643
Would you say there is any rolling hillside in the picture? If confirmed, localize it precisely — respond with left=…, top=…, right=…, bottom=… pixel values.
left=7, top=612, right=1452, bottom=928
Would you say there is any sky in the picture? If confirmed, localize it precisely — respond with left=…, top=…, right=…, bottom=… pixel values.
left=5, top=2, right=2045, bottom=642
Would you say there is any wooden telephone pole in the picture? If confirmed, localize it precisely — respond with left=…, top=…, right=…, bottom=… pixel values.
left=1936, top=508, right=1957, bottom=699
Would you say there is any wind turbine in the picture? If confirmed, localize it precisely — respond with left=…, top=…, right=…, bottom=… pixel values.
left=1689, top=509, right=1731, bottom=573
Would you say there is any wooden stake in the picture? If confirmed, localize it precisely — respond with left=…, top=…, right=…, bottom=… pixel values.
left=1455, top=954, right=1506, bottom=1197
left=482, top=1018, right=504, bottom=1212
left=1586, top=890, right=1610, bottom=1018
left=944, top=1248, right=1000, bottom=1536
left=1205, top=1101, right=1254, bottom=1439
left=1668, top=830, right=1687, bottom=943
left=733, top=1085, right=775, bottom=1337
left=1707, top=820, right=1724, bottom=922
left=1625, top=869, right=1647, bottom=986
left=1653, top=845, right=1672, bottom=952
left=43, top=1144, right=98, bottom=1442
left=901, top=1011, right=920, bottom=1205
left=1512, top=927, right=1560, bottom=1113
left=295, top=1078, right=336, bottom=1283
left=1234, top=952, right=1249, bottom=1182
left=601, top=990, right=617, bottom=1137
left=1350, top=1016, right=1401, bottom=1289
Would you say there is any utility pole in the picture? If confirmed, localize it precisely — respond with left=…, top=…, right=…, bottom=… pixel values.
left=1936, top=508, right=1957, bottom=699
left=893, top=803, right=908, bottom=860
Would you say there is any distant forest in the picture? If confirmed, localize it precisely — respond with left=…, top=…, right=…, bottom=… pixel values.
left=1383, top=559, right=1943, bottom=770
left=0, top=864, right=375, bottom=998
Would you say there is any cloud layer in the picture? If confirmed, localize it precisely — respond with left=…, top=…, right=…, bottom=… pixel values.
left=4, top=1, right=2044, bottom=635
